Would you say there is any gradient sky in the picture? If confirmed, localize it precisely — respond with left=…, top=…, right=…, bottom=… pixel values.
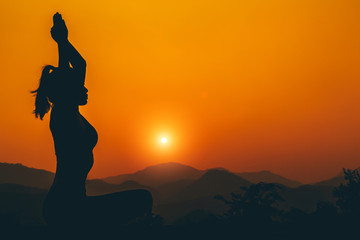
left=1, top=0, right=360, bottom=183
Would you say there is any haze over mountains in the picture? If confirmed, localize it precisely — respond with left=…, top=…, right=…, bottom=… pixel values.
left=102, top=162, right=303, bottom=187
left=237, top=170, right=302, bottom=187
left=103, top=162, right=203, bottom=187
left=0, top=163, right=54, bottom=189
left=313, top=167, right=360, bottom=187
left=0, top=162, right=155, bottom=197
left=0, top=162, right=304, bottom=200
left=0, top=162, right=344, bottom=192
left=0, top=161, right=347, bottom=224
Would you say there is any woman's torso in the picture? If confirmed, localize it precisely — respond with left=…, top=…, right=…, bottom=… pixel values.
left=47, top=106, right=98, bottom=198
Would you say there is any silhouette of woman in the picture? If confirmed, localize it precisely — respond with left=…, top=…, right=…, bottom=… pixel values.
left=32, top=13, right=152, bottom=230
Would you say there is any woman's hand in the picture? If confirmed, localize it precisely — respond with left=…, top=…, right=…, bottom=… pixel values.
left=51, top=13, right=68, bottom=44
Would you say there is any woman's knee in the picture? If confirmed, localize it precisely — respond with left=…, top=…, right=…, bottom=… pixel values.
left=135, top=189, right=153, bottom=212
left=104, top=189, right=153, bottom=213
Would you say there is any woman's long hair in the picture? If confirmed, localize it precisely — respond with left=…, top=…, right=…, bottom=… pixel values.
left=31, top=65, right=56, bottom=120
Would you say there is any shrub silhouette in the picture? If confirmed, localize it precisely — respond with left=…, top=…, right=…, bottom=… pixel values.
left=215, top=182, right=283, bottom=225
left=333, top=168, right=360, bottom=232
left=334, top=168, right=360, bottom=216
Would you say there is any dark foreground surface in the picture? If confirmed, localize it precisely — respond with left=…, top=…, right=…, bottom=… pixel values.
left=1, top=220, right=358, bottom=240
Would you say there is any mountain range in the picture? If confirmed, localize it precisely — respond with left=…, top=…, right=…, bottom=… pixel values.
left=103, top=162, right=203, bottom=187
left=0, top=161, right=346, bottom=224
left=102, top=162, right=303, bottom=187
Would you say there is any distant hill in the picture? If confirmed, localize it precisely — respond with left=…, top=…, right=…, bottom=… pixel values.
left=154, top=195, right=229, bottom=224
left=0, top=163, right=54, bottom=189
left=314, top=174, right=345, bottom=187
left=0, top=162, right=156, bottom=197
left=279, top=184, right=336, bottom=212
left=314, top=168, right=360, bottom=186
left=238, top=170, right=302, bottom=187
left=0, top=184, right=47, bottom=226
left=103, top=162, right=204, bottom=187
left=0, top=183, right=47, bottom=195
left=155, top=183, right=336, bottom=224
left=170, top=169, right=252, bottom=202
left=103, top=162, right=303, bottom=188
left=155, top=179, right=195, bottom=202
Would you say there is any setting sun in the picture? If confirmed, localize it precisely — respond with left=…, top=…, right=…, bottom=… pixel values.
left=161, top=137, right=167, bottom=144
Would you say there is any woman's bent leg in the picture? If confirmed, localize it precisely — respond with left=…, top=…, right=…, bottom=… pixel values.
left=85, top=189, right=153, bottom=227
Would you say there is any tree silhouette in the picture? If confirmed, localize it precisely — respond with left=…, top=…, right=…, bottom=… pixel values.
left=215, top=182, right=284, bottom=225
left=333, top=168, right=360, bottom=224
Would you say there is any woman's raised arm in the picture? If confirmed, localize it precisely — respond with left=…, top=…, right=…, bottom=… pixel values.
left=51, top=13, right=86, bottom=80
left=58, top=40, right=87, bottom=79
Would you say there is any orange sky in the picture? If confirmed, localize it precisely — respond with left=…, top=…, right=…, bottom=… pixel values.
left=1, top=0, right=360, bottom=183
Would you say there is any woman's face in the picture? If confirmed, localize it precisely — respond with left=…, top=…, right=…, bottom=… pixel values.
left=48, top=69, right=89, bottom=106
left=77, top=86, right=88, bottom=105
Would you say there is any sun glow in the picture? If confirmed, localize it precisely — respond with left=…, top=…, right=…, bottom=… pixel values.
left=161, top=137, right=167, bottom=144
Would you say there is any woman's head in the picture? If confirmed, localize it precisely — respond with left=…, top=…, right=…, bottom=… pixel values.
left=31, top=65, right=88, bottom=120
